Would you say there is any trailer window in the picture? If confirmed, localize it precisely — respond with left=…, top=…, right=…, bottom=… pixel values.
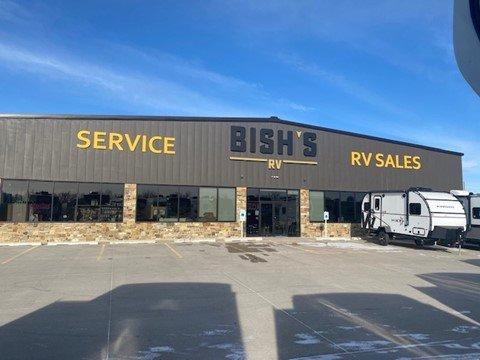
left=409, top=203, right=422, bottom=215
left=473, top=208, right=480, bottom=219
left=374, top=198, right=380, bottom=211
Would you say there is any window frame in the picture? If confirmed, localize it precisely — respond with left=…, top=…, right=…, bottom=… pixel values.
left=472, top=207, right=480, bottom=219
left=309, top=190, right=325, bottom=222
left=135, top=184, right=237, bottom=223
left=247, top=188, right=300, bottom=236
left=52, top=181, right=79, bottom=222
left=309, top=190, right=366, bottom=223
left=0, top=179, right=29, bottom=222
left=217, top=187, right=237, bottom=222
left=0, top=179, right=124, bottom=223
left=409, top=202, right=422, bottom=216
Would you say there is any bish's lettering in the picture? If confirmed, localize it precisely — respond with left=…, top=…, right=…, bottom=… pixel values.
left=230, top=126, right=317, bottom=157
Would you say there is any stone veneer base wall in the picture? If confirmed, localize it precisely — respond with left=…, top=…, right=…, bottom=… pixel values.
left=0, top=185, right=363, bottom=243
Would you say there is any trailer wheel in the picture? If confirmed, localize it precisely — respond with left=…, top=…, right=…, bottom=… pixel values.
left=415, top=239, right=424, bottom=248
left=378, top=230, right=389, bottom=246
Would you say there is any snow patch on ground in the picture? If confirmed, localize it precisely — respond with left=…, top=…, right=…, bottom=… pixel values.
left=452, top=325, right=479, bottom=334
left=290, top=354, right=342, bottom=360
left=202, top=329, right=232, bottom=336
left=294, top=333, right=322, bottom=345
left=336, top=340, right=392, bottom=351
left=206, top=343, right=246, bottom=360
left=299, top=242, right=401, bottom=252
left=444, top=343, right=471, bottom=350
left=395, top=333, right=430, bottom=341
left=337, top=326, right=362, bottom=330
left=134, top=346, right=175, bottom=360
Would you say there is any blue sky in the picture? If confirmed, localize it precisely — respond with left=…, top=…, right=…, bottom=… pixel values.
left=0, top=0, right=479, bottom=191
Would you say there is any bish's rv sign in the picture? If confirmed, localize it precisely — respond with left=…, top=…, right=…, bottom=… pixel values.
left=229, top=125, right=318, bottom=169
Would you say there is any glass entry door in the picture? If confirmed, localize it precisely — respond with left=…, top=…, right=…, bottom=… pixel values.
left=247, top=189, right=299, bottom=237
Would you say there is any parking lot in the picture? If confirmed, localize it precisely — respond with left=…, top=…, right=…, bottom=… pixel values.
left=0, top=239, right=479, bottom=360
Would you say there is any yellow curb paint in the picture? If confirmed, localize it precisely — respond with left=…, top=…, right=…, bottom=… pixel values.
left=1, top=245, right=41, bottom=265
left=163, top=242, right=183, bottom=259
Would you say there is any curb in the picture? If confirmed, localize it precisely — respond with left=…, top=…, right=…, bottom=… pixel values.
left=0, top=236, right=360, bottom=247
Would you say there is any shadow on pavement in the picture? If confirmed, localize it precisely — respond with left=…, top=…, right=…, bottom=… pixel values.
left=0, top=283, right=244, bottom=360
left=361, top=234, right=451, bottom=252
left=415, top=271, right=480, bottom=323
left=464, top=258, right=480, bottom=268
left=275, top=292, right=480, bottom=359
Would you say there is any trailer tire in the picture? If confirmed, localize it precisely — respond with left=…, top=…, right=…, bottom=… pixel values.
left=415, top=239, right=424, bottom=248
left=378, top=230, right=389, bottom=246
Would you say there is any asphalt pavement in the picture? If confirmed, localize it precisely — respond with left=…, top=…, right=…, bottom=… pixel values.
left=0, top=239, right=479, bottom=359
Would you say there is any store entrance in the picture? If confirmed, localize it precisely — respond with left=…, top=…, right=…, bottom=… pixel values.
left=246, top=189, right=300, bottom=237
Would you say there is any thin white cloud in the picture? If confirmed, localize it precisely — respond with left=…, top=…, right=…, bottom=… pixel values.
left=278, top=53, right=418, bottom=121
left=0, top=0, right=31, bottom=23
left=110, top=44, right=313, bottom=113
left=0, top=42, right=251, bottom=116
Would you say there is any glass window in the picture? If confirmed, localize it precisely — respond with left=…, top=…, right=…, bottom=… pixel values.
left=28, top=181, right=53, bottom=222
left=247, top=188, right=259, bottom=202
left=354, top=193, right=366, bottom=223
left=178, top=186, right=198, bottom=222
left=218, top=188, right=236, bottom=222
left=76, top=183, right=101, bottom=222
left=260, top=189, right=287, bottom=202
left=199, top=188, right=218, bottom=221
left=324, top=191, right=340, bottom=222
left=136, top=185, right=160, bottom=222
left=409, top=203, right=422, bottom=215
left=286, top=190, right=299, bottom=236
left=309, top=191, right=325, bottom=222
left=137, top=185, right=235, bottom=223
left=157, top=186, right=179, bottom=222
left=0, top=180, right=29, bottom=222
left=52, top=182, right=78, bottom=222
left=247, top=189, right=260, bottom=235
left=374, top=197, right=381, bottom=211
left=363, top=201, right=371, bottom=211
left=100, top=184, right=124, bottom=222
left=473, top=208, right=480, bottom=219
left=340, top=192, right=355, bottom=223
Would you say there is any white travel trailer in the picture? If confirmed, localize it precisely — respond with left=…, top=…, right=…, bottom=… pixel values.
left=361, top=188, right=467, bottom=246
left=451, top=190, right=480, bottom=246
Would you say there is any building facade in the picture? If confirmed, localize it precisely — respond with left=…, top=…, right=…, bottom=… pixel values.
left=0, top=115, right=463, bottom=243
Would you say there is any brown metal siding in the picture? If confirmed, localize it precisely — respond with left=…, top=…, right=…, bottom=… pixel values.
left=0, top=116, right=463, bottom=191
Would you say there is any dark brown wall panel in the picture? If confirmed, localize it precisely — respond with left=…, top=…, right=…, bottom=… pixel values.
left=0, top=116, right=463, bottom=191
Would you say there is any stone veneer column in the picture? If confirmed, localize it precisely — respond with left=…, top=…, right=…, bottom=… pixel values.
left=300, top=189, right=311, bottom=237
left=236, top=187, right=246, bottom=236
left=123, top=183, right=137, bottom=224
